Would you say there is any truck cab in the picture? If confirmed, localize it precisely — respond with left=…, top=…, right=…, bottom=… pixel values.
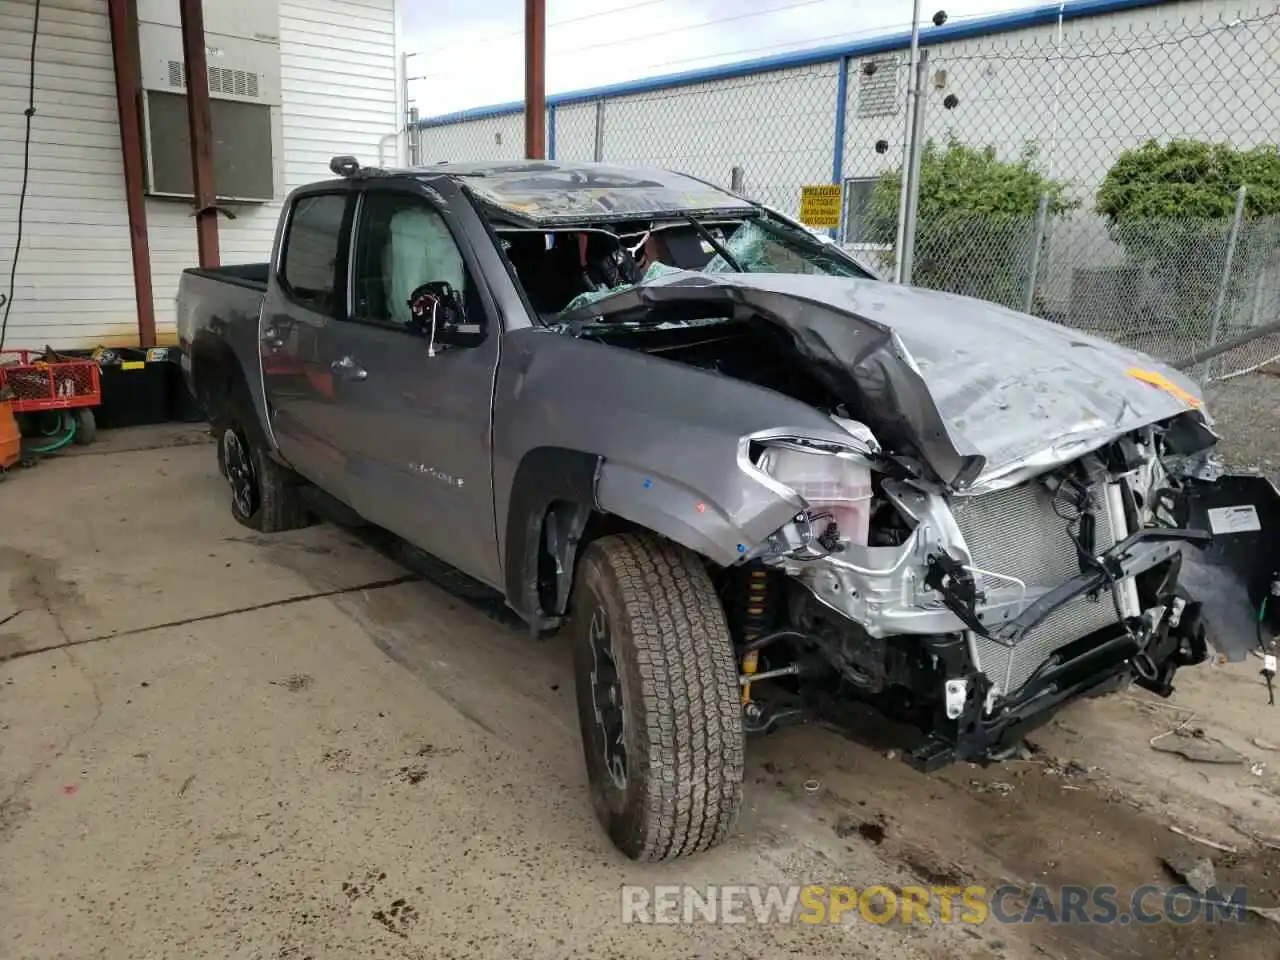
left=252, top=172, right=521, bottom=587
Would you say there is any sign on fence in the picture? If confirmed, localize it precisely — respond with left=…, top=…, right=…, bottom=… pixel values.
left=799, top=185, right=843, bottom=228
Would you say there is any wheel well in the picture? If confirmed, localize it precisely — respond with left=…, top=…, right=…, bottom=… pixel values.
left=191, top=338, right=234, bottom=424
left=504, top=448, right=722, bottom=630
left=189, top=335, right=265, bottom=446
left=534, top=504, right=639, bottom=619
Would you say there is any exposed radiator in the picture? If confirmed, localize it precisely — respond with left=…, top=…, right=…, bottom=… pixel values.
left=950, top=480, right=1126, bottom=696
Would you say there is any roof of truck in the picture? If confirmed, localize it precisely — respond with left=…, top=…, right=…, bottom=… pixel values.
left=409, top=160, right=759, bottom=226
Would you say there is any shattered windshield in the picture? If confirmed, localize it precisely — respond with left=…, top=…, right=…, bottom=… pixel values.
left=541, top=215, right=870, bottom=323
left=703, top=217, right=869, bottom=280
left=497, top=203, right=876, bottom=330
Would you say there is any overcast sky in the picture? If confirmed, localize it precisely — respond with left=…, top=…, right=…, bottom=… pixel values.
left=403, top=0, right=1053, bottom=115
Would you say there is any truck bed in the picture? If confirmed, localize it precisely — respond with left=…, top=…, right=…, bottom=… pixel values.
left=183, top=262, right=270, bottom=292
left=177, top=263, right=274, bottom=434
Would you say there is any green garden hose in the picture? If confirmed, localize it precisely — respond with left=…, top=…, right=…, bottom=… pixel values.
left=24, top=410, right=76, bottom=454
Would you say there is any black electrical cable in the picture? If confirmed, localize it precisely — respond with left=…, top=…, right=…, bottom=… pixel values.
left=0, top=0, right=41, bottom=354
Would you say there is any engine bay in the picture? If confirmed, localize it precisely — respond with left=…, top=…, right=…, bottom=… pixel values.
left=716, top=423, right=1220, bottom=768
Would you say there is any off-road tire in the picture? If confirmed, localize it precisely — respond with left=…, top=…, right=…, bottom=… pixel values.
left=215, top=401, right=309, bottom=533
left=571, top=533, right=745, bottom=861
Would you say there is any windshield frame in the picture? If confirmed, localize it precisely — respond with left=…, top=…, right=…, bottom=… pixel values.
left=483, top=199, right=881, bottom=329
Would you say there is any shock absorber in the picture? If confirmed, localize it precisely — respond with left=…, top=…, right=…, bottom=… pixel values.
left=736, top=566, right=779, bottom=705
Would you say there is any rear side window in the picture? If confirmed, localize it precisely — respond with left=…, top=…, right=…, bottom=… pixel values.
left=281, top=194, right=347, bottom=316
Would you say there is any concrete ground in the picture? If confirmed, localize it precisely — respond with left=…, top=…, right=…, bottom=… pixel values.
left=2, top=426, right=1280, bottom=960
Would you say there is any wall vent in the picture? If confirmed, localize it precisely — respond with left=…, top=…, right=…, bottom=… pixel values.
left=857, top=57, right=901, bottom=118
left=165, top=60, right=261, bottom=99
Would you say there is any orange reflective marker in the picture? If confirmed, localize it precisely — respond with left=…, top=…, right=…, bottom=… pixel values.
left=1126, top=367, right=1202, bottom=409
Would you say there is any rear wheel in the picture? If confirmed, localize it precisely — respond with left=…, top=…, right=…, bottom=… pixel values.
left=571, top=533, right=744, bottom=861
left=72, top=408, right=96, bottom=445
left=215, top=405, right=309, bottom=533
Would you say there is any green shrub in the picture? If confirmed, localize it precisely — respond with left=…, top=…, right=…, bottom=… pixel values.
left=866, top=135, right=1076, bottom=308
left=1096, top=139, right=1280, bottom=334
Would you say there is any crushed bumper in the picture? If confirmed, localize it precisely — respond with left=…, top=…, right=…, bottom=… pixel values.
left=905, top=596, right=1210, bottom=772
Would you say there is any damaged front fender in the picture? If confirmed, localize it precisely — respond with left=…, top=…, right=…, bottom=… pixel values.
left=594, top=461, right=800, bottom=567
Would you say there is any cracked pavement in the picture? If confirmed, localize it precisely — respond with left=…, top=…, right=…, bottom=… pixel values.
left=1, top=426, right=1278, bottom=960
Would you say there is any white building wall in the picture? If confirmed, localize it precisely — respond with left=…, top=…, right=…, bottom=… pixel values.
left=147, top=0, right=399, bottom=342
left=552, top=102, right=596, bottom=162
left=600, top=63, right=840, bottom=214
left=417, top=110, right=534, bottom=165
left=839, top=0, right=1278, bottom=196
left=0, top=0, right=138, bottom=350
left=415, top=0, right=1274, bottom=223
left=0, top=0, right=398, bottom=351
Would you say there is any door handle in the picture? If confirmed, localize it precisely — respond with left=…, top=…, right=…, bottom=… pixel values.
left=261, top=326, right=284, bottom=351
left=330, top=356, right=368, bottom=381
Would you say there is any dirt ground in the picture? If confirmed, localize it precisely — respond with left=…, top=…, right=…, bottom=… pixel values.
left=1205, top=371, right=1280, bottom=473
left=3, top=426, right=1280, bottom=960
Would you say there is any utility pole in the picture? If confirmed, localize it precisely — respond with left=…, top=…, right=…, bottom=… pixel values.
left=178, top=0, right=219, bottom=267
left=400, top=51, right=411, bottom=164
left=524, top=0, right=546, bottom=159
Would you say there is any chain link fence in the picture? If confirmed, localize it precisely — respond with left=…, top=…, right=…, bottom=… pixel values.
left=412, top=6, right=1280, bottom=382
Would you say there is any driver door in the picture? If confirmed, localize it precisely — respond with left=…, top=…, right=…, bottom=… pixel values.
left=316, top=181, right=503, bottom=588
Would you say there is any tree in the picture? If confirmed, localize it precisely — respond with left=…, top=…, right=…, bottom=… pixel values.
left=1095, top=140, right=1280, bottom=336
left=866, top=135, right=1076, bottom=308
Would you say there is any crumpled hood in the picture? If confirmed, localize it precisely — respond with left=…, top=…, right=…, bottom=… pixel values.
left=563, top=270, right=1209, bottom=490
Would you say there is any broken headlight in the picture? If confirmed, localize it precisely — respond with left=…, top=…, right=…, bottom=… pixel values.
left=741, top=419, right=881, bottom=547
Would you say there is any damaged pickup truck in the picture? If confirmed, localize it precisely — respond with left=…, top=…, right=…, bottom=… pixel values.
left=179, top=159, right=1272, bottom=862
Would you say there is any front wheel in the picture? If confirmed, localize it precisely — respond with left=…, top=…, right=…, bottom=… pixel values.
left=571, top=533, right=745, bottom=861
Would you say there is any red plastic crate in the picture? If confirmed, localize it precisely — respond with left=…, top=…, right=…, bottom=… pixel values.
left=0, top=350, right=101, bottom=413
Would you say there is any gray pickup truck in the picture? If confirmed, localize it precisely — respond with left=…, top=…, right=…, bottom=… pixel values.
left=179, top=157, right=1268, bottom=862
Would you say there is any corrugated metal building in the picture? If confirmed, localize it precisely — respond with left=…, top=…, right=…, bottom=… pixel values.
left=0, top=0, right=403, bottom=350
left=414, top=0, right=1279, bottom=224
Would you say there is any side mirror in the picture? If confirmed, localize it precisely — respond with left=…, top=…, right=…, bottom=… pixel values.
left=407, top=281, right=481, bottom=351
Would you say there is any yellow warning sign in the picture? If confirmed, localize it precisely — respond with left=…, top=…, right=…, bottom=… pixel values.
left=798, top=184, right=843, bottom=228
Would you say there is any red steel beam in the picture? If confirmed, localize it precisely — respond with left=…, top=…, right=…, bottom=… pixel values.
left=523, top=0, right=546, bottom=159
left=107, top=0, right=156, bottom=347
left=179, top=0, right=219, bottom=266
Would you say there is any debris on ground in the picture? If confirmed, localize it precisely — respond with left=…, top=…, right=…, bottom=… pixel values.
left=1150, top=727, right=1246, bottom=764
left=1162, top=846, right=1280, bottom=925
left=1040, top=757, right=1097, bottom=779
left=972, top=780, right=1016, bottom=796
left=1169, top=824, right=1237, bottom=854
left=1231, top=819, right=1280, bottom=851
left=1162, top=849, right=1218, bottom=895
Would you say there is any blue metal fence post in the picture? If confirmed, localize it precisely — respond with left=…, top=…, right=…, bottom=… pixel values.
left=830, top=56, right=850, bottom=240
left=547, top=104, right=557, bottom=159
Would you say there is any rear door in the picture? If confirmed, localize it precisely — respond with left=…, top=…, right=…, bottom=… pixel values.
left=260, top=187, right=355, bottom=496
left=318, top=178, right=505, bottom=588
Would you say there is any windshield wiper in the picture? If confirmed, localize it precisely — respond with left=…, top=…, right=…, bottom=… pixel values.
left=685, top=216, right=743, bottom=272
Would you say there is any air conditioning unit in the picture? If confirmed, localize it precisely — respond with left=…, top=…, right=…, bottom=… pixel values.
left=136, top=0, right=282, bottom=203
